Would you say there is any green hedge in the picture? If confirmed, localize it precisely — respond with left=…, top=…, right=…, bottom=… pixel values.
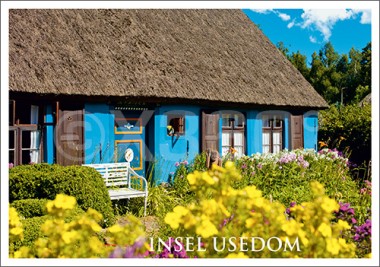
left=9, top=164, right=115, bottom=227
left=10, top=199, right=49, bottom=218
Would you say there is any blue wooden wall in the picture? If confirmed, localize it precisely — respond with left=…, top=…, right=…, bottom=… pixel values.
left=79, top=104, right=319, bottom=184
left=153, top=105, right=200, bottom=184
left=84, top=103, right=115, bottom=164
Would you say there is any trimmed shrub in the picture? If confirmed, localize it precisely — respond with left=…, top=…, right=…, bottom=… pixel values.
left=10, top=215, right=47, bottom=254
left=10, top=199, right=49, bottom=219
left=9, top=163, right=115, bottom=226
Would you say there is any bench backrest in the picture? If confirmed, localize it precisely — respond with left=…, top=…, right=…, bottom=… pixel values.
left=83, top=162, right=132, bottom=187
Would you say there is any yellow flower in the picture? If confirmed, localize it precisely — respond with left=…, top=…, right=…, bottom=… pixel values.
left=337, top=220, right=350, bottom=230
left=226, top=252, right=248, bottom=258
left=10, top=227, right=23, bottom=236
left=282, top=220, right=300, bottom=236
left=244, top=186, right=262, bottom=199
left=225, top=161, right=235, bottom=170
left=318, top=222, right=332, bottom=237
left=201, top=172, right=215, bottom=185
left=46, top=194, right=76, bottom=213
left=320, top=197, right=339, bottom=214
left=165, top=206, right=189, bottom=229
left=245, top=217, right=256, bottom=228
left=202, top=199, right=218, bottom=216
left=311, top=181, right=325, bottom=196
left=229, top=147, right=238, bottom=154
left=107, top=224, right=123, bottom=233
left=13, top=247, right=30, bottom=258
left=326, top=238, right=340, bottom=255
left=196, top=216, right=218, bottom=238
left=318, top=141, right=328, bottom=147
left=62, top=231, right=77, bottom=244
left=187, top=173, right=197, bottom=185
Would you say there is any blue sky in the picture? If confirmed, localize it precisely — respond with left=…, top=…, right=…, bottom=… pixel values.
left=243, top=9, right=372, bottom=65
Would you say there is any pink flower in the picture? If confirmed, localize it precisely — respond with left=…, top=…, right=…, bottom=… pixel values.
left=9, top=163, right=14, bottom=168
left=175, top=162, right=180, bottom=167
left=182, top=160, right=188, bottom=166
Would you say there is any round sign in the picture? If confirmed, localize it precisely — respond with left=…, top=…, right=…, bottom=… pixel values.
left=124, top=148, right=134, bottom=163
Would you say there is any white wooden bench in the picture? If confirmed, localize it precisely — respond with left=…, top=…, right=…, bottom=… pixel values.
left=82, top=162, right=148, bottom=216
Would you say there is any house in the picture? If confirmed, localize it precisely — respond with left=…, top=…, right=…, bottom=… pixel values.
left=9, top=9, right=328, bottom=183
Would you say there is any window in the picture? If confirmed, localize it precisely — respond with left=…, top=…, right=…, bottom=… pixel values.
left=9, top=101, right=42, bottom=165
left=221, top=113, right=245, bottom=157
left=262, top=115, right=283, bottom=154
left=167, top=115, right=185, bottom=136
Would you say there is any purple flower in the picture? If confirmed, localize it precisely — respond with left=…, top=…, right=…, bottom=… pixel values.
left=257, top=163, right=262, bottom=169
left=9, top=163, right=14, bottom=169
left=156, top=237, right=189, bottom=258
left=242, top=163, right=247, bottom=169
left=175, top=162, right=180, bottom=167
left=182, top=160, right=188, bottom=166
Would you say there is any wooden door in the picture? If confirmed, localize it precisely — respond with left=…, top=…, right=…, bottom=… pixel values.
left=291, top=115, right=304, bottom=150
left=56, top=107, right=84, bottom=166
left=114, top=110, right=146, bottom=177
left=202, top=111, right=220, bottom=152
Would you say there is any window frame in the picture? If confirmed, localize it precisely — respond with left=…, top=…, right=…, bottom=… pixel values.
left=167, top=114, right=185, bottom=136
left=221, top=114, right=246, bottom=157
left=9, top=100, right=43, bottom=166
left=262, top=116, right=284, bottom=154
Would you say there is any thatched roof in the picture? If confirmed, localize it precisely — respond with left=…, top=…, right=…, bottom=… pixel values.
left=9, top=9, right=328, bottom=109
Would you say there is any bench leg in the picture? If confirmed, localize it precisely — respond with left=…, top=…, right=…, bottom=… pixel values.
left=144, top=194, right=148, bottom=217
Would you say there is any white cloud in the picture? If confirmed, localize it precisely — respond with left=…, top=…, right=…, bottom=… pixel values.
left=278, top=12, right=291, bottom=21
left=309, top=36, right=317, bottom=43
left=295, top=9, right=371, bottom=42
left=287, top=20, right=295, bottom=29
left=252, top=9, right=370, bottom=42
left=353, top=9, right=371, bottom=24
left=251, top=9, right=291, bottom=22
left=299, top=9, right=355, bottom=41
left=252, top=9, right=271, bottom=14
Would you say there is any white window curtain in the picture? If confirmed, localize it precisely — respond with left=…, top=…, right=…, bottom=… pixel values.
left=273, top=132, right=281, bottom=154
left=30, top=105, right=40, bottom=163
left=234, top=132, right=244, bottom=157
left=262, top=132, right=270, bottom=154
left=222, top=132, right=230, bottom=156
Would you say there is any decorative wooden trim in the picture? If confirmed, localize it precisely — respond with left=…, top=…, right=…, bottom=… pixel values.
left=114, top=139, right=143, bottom=170
left=114, top=118, right=143, bottom=134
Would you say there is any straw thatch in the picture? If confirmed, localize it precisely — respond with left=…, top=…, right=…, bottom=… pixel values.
left=9, top=9, right=328, bottom=109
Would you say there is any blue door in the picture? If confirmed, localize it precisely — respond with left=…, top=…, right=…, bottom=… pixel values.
left=114, top=110, right=145, bottom=176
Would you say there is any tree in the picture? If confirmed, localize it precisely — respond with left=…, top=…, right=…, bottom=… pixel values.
left=289, top=51, right=310, bottom=80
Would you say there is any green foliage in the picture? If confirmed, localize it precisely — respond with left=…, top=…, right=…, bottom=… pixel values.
left=9, top=163, right=115, bottom=227
left=319, top=104, right=371, bottom=166
left=11, top=199, right=49, bottom=219
left=124, top=184, right=181, bottom=218
left=9, top=205, right=84, bottom=254
left=164, top=163, right=356, bottom=258
left=10, top=215, right=47, bottom=254
left=234, top=149, right=365, bottom=221
left=10, top=194, right=147, bottom=258
left=278, top=41, right=371, bottom=105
